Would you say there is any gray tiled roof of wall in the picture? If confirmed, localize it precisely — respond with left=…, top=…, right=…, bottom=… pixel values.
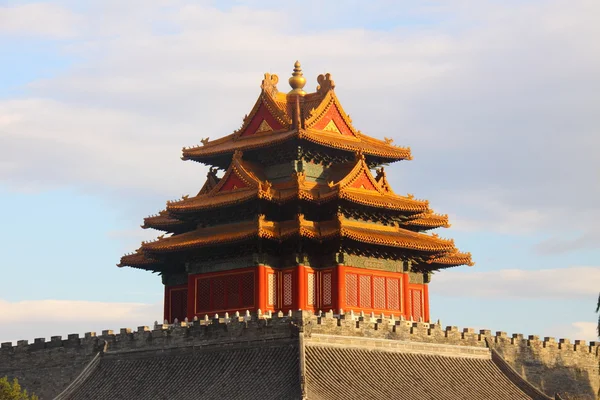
left=304, top=345, right=549, bottom=400
left=57, top=337, right=553, bottom=400
left=64, top=342, right=302, bottom=400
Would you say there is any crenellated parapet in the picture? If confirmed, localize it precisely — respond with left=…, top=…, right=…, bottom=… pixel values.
left=1, top=312, right=598, bottom=358
left=304, top=311, right=599, bottom=400
left=1, top=311, right=598, bottom=400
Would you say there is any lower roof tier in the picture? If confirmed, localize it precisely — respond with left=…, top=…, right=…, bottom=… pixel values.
left=119, top=215, right=472, bottom=271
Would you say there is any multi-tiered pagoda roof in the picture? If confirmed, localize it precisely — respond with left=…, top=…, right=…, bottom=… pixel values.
left=119, top=61, right=473, bottom=324
left=120, top=62, right=472, bottom=275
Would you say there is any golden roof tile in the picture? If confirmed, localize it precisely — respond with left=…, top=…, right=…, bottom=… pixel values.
left=402, top=210, right=450, bottom=230
left=138, top=214, right=459, bottom=255
left=181, top=70, right=411, bottom=162
left=426, top=250, right=475, bottom=267
left=117, top=248, right=162, bottom=268
left=327, top=155, right=429, bottom=212
left=142, top=220, right=258, bottom=253
left=168, top=151, right=264, bottom=213
left=171, top=152, right=430, bottom=214
left=142, top=210, right=188, bottom=230
left=337, top=215, right=456, bottom=252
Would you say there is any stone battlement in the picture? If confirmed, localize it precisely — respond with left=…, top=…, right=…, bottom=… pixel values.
left=1, top=310, right=597, bottom=356
left=1, top=311, right=598, bottom=400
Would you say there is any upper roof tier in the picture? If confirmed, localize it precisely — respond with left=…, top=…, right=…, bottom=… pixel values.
left=143, top=151, right=438, bottom=233
left=181, top=62, right=412, bottom=166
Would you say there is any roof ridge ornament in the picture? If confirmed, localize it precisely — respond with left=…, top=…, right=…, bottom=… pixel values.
left=288, top=60, right=306, bottom=96
left=354, top=150, right=366, bottom=162
left=232, top=150, right=243, bottom=161
left=316, top=73, right=335, bottom=94
left=261, top=73, right=279, bottom=96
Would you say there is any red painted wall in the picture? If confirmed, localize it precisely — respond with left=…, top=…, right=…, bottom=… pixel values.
left=171, top=265, right=429, bottom=322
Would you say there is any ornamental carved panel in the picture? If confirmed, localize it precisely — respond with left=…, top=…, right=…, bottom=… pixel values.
left=345, top=273, right=358, bottom=307
left=373, top=277, right=386, bottom=309
left=283, top=272, right=293, bottom=307
left=268, top=273, right=276, bottom=307
left=411, top=289, right=423, bottom=321
left=359, top=275, right=372, bottom=308
left=386, top=278, right=401, bottom=311
left=322, top=272, right=332, bottom=306
left=307, top=273, right=316, bottom=306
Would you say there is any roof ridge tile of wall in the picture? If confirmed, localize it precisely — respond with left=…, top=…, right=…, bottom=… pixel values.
left=306, top=333, right=492, bottom=359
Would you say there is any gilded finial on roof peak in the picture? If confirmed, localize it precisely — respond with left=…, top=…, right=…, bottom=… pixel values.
left=288, top=60, right=306, bottom=96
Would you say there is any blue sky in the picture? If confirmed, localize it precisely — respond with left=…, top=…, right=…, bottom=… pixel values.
left=1, top=0, right=598, bottom=343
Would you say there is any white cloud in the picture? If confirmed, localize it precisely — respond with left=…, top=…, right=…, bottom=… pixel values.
left=548, top=321, right=598, bottom=343
left=0, top=98, right=207, bottom=196
left=534, top=230, right=600, bottom=255
left=0, top=3, right=82, bottom=38
left=0, top=0, right=598, bottom=242
left=0, top=299, right=162, bottom=344
left=431, top=266, right=600, bottom=299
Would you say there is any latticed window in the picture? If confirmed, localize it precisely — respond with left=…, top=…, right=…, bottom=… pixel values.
left=240, top=272, right=254, bottom=307
left=344, top=271, right=404, bottom=312
left=322, top=272, right=332, bottom=306
left=373, top=277, right=386, bottom=309
left=283, top=272, right=293, bottom=306
left=345, top=273, right=358, bottom=307
left=169, top=288, right=188, bottom=323
left=197, top=279, right=211, bottom=312
left=196, top=271, right=255, bottom=313
left=226, top=277, right=240, bottom=309
left=268, top=273, right=276, bottom=306
left=411, top=289, right=422, bottom=321
left=359, top=275, right=372, bottom=308
left=307, top=273, right=315, bottom=306
left=212, top=278, right=225, bottom=310
left=386, top=278, right=400, bottom=311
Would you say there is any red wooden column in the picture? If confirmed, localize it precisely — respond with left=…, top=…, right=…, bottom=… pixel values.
left=402, top=272, right=410, bottom=319
left=335, top=265, right=346, bottom=313
left=423, top=284, right=430, bottom=322
left=256, top=264, right=267, bottom=312
left=296, top=265, right=307, bottom=310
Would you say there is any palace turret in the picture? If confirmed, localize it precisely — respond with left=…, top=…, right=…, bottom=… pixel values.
left=118, top=61, right=473, bottom=323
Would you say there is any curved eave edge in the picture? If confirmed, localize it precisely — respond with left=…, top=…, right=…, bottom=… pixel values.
left=181, top=137, right=411, bottom=164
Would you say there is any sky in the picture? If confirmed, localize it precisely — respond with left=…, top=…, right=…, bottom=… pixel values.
left=0, top=0, right=598, bottom=344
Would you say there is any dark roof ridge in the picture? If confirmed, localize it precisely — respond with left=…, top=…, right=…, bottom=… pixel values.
left=101, top=337, right=298, bottom=359
left=307, top=333, right=491, bottom=359
left=488, top=343, right=554, bottom=400
left=54, top=341, right=105, bottom=400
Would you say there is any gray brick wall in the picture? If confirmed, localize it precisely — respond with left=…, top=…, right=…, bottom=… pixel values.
left=1, top=311, right=597, bottom=400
